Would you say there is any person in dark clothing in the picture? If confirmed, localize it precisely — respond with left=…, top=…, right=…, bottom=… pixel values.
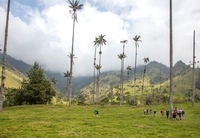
left=166, top=109, right=169, bottom=118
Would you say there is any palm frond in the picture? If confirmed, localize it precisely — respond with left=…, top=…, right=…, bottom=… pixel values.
left=120, top=40, right=128, bottom=44
left=68, top=0, right=83, bottom=22
left=50, top=78, right=57, bottom=84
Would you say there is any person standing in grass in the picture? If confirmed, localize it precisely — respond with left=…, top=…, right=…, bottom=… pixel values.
left=150, top=108, right=152, bottom=114
left=144, top=109, right=146, bottom=115
left=166, top=109, right=170, bottom=118
left=173, top=107, right=177, bottom=120
left=178, top=108, right=182, bottom=120
left=94, top=108, right=98, bottom=117
left=161, top=108, right=165, bottom=118
left=154, top=109, right=156, bottom=116
left=182, top=109, right=185, bottom=119
left=146, top=109, right=149, bottom=115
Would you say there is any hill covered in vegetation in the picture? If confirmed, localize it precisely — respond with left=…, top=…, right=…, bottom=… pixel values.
left=0, top=53, right=199, bottom=105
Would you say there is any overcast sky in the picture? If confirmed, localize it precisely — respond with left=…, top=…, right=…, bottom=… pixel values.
left=0, top=0, right=200, bottom=76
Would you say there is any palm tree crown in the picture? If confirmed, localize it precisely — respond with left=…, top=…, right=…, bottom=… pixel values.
left=50, top=78, right=57, bottom=84
left=118, top=53, right=127, bottom=59
left=133, top=35, right=142, bottom=46
left=143, top=57, right=149, bottom=63
left=126, top=65, right=131, bottom=75
left=68, top=0, right=83, bottom=21
left=98, top=34, right=107, bottom=46
left=120, top=40, right=128, bottom=44
left=93, top=37, right=99, bottom=65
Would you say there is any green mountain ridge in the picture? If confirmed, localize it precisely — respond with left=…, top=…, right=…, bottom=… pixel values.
left=0, top=53, right=199, bottom=101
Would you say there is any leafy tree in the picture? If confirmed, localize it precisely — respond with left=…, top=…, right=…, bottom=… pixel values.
left=107, top=88, right=114, bottom=104
left=21, top=62, right=55, bottom=104
left=3, top=63, right=55, bottom=106
left=77, top=94, right=86, bottom=105
left=68, top=0, right=83, bottom=106
left=3, top=88, right=18, bottom=106
left=100, top=97, right=109, bottom=104
left=124, top=92, right=131, bottom=104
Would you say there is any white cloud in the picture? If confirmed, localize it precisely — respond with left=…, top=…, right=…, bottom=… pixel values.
left=0, top=0, right=200, bottom=76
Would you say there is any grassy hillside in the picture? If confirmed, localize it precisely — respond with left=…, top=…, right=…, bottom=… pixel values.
left=80, top=68, right=200, bottom=104
left=0, top=103, right=200, bottom=137
left=0, top=68, right=24, bottom=88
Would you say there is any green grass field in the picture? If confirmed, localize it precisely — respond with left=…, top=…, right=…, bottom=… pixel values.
left=0, top=103, right=200, bottom=138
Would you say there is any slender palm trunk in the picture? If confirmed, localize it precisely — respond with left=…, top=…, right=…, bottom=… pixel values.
left=133, top=43, right=138, bottom=106
left=68, top=17, right=76, bottom=107
left=141, top=65, right=146, bottom=105
left=169, top=0, right=174, bottom=118
left=96, top=46, right=102, bottom=103
left=192, top=30, right=195, bottom=107
left=99, top=45, right=102, bottom=68
left=93, top=66, right=96, bottom=104
left=93, top=46, right=97, bottom=104
left=121, top=45, right=125, bottom=105
left=96, top=69, right=99, bottom=103
left=122, top=58, right=124, bottom=105
left=120, top=59, right=123, bottom=106
left=0, top=0, right=10, bottom=112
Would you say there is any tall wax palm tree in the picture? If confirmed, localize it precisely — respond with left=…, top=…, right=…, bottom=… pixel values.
left=0, top=0, right=10, bottom=112
left=169, top=0, right=174, bottom=117
left=118, top=53, right=127, bottom=106
left=133, top=35, right=142, bottom=106
left=92, top=37, right=99, bottom=104
left=96, top=34, right=106, bottom=103
left=68, top=0, right=83, bottom=106
left=141, top=57, right=149, bottom=105
left=119, top=40, right=127, bottom=106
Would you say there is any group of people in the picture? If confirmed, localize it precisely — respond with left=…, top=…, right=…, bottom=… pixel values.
left=143, top=107, right=185, bottom=120
left=160, top=107, right=185, bottom=120
left=172, top=107, right=185, bottom=120
left=94, top=107, right=185, bottom=119
left=143, top=108, right=157, bottom=116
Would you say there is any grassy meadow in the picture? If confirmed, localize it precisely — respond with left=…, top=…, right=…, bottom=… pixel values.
left=0, top=103, right=200, bottom=138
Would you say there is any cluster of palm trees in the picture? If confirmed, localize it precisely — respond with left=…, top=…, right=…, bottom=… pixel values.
left=93, top=35, right=106, bottom=104
left=0, top=0, right=176, bottom=112
left=117, top=36, right=150, bottom=106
